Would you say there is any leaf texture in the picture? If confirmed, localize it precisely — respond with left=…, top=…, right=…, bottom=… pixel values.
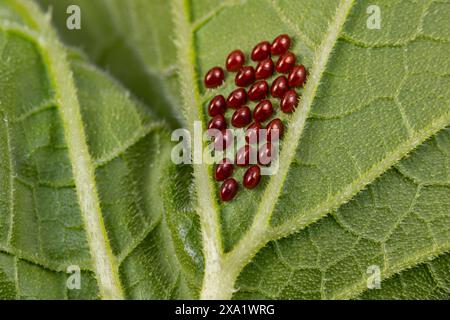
left=0, top=0, right=191, bottom=299
left=0, top=0, right=448, bottom=299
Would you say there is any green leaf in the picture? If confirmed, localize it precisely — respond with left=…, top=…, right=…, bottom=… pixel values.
left=1, top=0, right=449, bottom=300
left=235, top=129, right=450, bottom=299
left=360, top=252, right=450, bottom=299
left=0, top=0, right=189, bottom=299
left=37, top=0, right=182, bottom=128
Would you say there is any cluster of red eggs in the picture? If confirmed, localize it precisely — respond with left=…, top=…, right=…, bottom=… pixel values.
left=203, top=34, right=307, bottom=202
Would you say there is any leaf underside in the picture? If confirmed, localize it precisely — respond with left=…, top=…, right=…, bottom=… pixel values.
left=0, top=0, right=448, bottom=299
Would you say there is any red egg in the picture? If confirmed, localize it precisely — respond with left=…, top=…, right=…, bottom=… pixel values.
left=220, top=178, right=238, bottom=201
left=266, top=118, right=284, bottom=142
left=215, top=158, right=234, bottom=181
left=281, top=90, right=299, bottom=113
left=253, top=100, right=273, bottom=122
left=208, top=95, right=226, bottom=117
left=276, top=52, right=296, bottom=74
left=288, top=65, right=307, bottom=87
left=245, top=122, right=262, bottom=144
left=226, top=88, right=247, bottom=109
left=243, top=165, right=261, bottom=189
left=236, top=145, right=255, bottom=167
left=251, top=41, right=271, bottom=61
left=255, top=58, right=274, bottom=80
left=226, top=50, right=245, bottom=72
left=204, top=66, right=225, bottom=88
left=270, top=75, right=289, bottom=99
left=208, top=114, right=227, bottom=131
left=271, top=34, right=291, bottom=55
left=231, top=106, right=252, bottom=128
left=212, top=129, right=233, bottom=151
left=258, top=143, right=275, bottom=166
left=235, top=66, right=256, bottom=87
left=248, top=81, right=269, bottom=101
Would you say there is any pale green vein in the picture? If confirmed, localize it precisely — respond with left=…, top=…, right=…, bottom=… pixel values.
left=6, top=0, right=124, bottom=299
left=268, top=0, right=317, bottom=50
left=116, top=218, right=162, bottom=264
left=192, top=0, right=243, bottom=32
left=2, top=114, right=15, bottom=247
left=340, top=32, right=450, bottom=49
left=0, top=245, right=90, bottom=273
left=394, top=43, right=415, bottom=138
left=299, top=173, right=449, bottom=299
left=334, top=247, right=450, bottom=299
left=272, top=114, right=450, bottom=240
left=10, top=99, right=57, bottom=123
left=171, top=0, right=224, bottom=300
left=93, top=122, right=166, bottom=168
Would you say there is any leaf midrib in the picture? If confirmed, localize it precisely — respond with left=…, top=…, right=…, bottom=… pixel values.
left=7, top=0, right=124, bottom=299
left=171, top=0, right=225, bottom=300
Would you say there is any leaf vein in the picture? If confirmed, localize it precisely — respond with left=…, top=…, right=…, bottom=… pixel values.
left=7, top=0, right=125, bottom=299
left=171, top=0, right=224, bottom=300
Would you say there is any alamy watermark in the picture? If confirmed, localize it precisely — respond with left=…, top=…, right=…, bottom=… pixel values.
left=66, top=265, right=81, bottom=290
left=366, top=265, right=381, bottom=290
left=366, top=5, right=381, bottom=30
left=66, top=5, right=81, bottom=30
left=171, top=121, right=280, bottom=175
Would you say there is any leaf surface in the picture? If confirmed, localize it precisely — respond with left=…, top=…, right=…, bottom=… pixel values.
left=0, top=0, right=192, bottom=299
left=1, top=0, right=449, bottom=299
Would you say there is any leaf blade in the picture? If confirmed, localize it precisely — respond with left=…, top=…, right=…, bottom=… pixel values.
left=7, top=0, right=450, bottom=300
